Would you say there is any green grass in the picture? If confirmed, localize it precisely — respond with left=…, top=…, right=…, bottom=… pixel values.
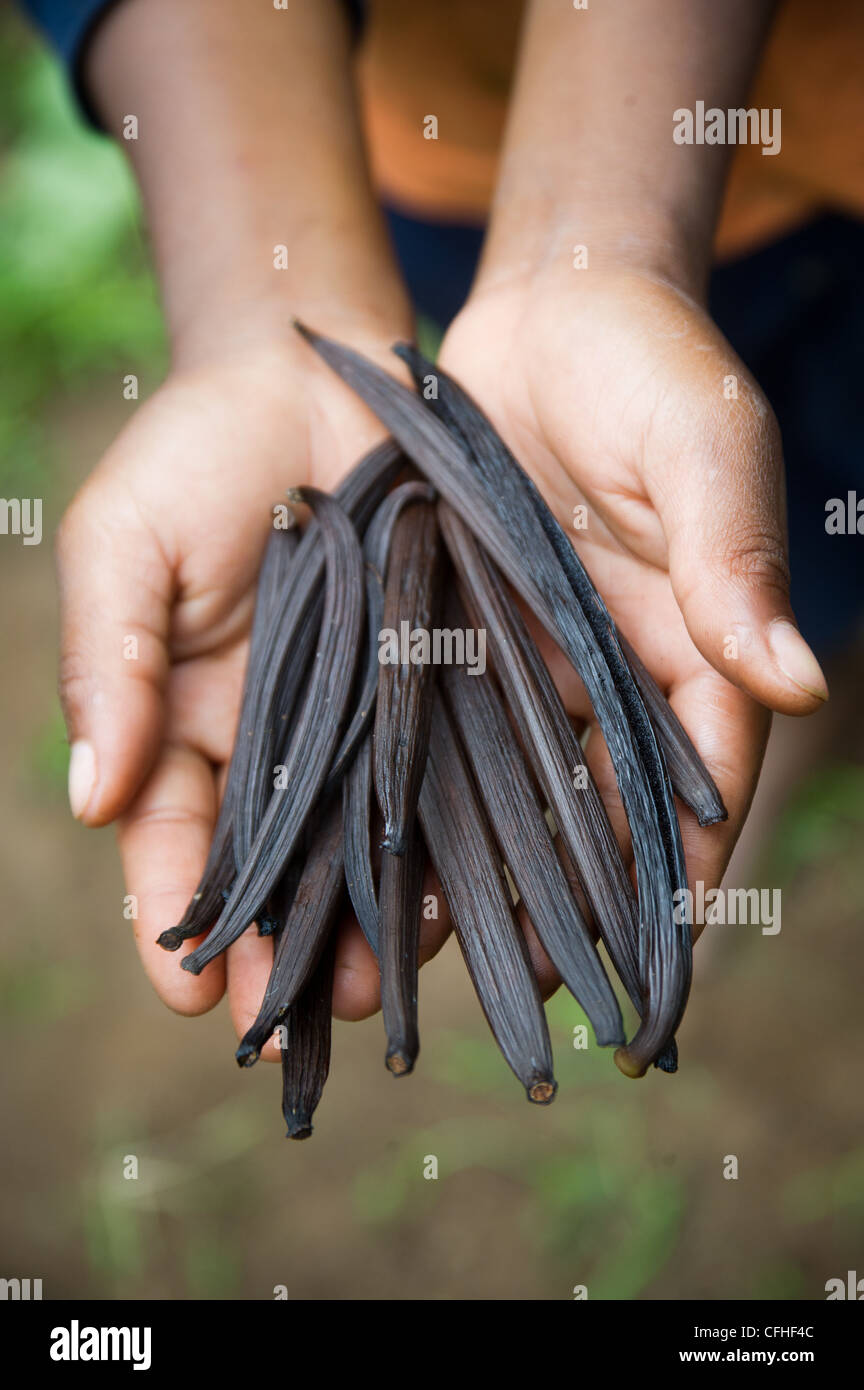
left=0, top=16, right=166, bottom=497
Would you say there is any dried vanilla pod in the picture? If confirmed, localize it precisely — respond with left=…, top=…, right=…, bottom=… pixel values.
left=159, top=441, right=400, bottom=952
left=441, top=620, right=624, bottom=1049
left=342, top=734, right=379, bottom=954
left=337, top=485, right=438, bottom=954
left=280, top=934, right=337, bottom=1141
left=618, top=635, right=727, bottom=827
left=379, top=825, right=426, bottom=1075
left=158, top=524, right=298, bottom=951
left=182, top=487, right=364, bottom=975
left=295, top=325, right=688, bottom=1078
left=325, top=480, right=435, bottom=797
left=418, top=696, right=557, bottom=1104
left=373, top=498, right=441, bottom=855
left=236, top=440, right=403, bottom=864
left=439, top=505, right=643, bottom=1015
left=398, top=344, right=726, bottom=830
left=236, top=796, right=345, bottom=1067
left=373, top=498, right=439, bottom=1073
left=395, top=348, right=694, bottom=1068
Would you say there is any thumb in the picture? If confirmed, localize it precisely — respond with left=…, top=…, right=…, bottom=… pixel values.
left=652, top=402, right=828, bottom=715
left=55, top=489, right=170, bottom=826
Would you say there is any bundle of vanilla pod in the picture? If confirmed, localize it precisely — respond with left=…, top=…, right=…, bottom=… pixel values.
left=158, top=325, right=727, bottom=1140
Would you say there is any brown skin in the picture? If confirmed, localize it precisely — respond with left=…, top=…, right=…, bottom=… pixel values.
left=57, top=0, right=826, bottom=1060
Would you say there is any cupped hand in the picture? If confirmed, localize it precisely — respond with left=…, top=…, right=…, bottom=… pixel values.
left=56, top=334, right=427, bottom=1054
left=439, top=267, right=828, bottom=905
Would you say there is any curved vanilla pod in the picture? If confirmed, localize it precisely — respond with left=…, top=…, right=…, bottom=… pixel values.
left=418, top=696, right=557, bottom=1104
left=397, top=344, right=726, bottom=830
left=379, top=825, right=425, bottom=1075
left=342, top=734, right=379, bottom=953
left=158, top=524, right=299, bottom=951
left=336, top=487, right=436, bottom=952
left=520, top=496, right=688, bottom=1076
left=280, top=935, right=336, bottom=1140
left=438, top=505, right=642, bottom=1015
left=158, top=792, right=236, bottom=952
left=617, top=635, right=727, bottom=827
left=373, top=499, right=441, bottom=855
left=182, top=489, right=364, bottom=975
left=233, top=439, right=403, bottom=866
left=325, top=481, right=435, bottom=797
left=441, top=648, right=624, bottom=1048
left=236, top=797, right=345, bottom=1066
left=294, top=326, right=687, bottom=1076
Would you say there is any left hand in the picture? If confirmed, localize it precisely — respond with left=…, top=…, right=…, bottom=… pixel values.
left=438, top=264, right=827, bottom=906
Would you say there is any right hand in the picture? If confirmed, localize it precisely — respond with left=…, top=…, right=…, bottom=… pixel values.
left=56, top=332, right=420, bottom=1055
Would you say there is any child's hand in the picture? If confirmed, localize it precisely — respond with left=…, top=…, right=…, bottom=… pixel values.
left=440, top=267, right=828, bottom=903
left=56, top=339, right=398, bottom=1042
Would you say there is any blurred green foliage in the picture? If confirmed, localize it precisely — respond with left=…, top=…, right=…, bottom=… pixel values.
left=760, top=763, right=864, bottom=881
left=353, top=990, right=684, bottom=1299
left=29, top=701, right=70, bottom=794
left=0, top=15, right=166, bottom=496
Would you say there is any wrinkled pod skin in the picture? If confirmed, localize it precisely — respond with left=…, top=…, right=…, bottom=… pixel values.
left=181, top=487, right=364, bottom=975
left=295, top=324, right=689, bottom=1077
left=418, top=694, right=557, bottom=1104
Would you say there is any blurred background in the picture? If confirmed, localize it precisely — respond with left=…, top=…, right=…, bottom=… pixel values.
left=1, top=10, right=863, bottom=1300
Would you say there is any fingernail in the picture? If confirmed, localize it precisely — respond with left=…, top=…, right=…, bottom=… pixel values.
left=68, top=740, right=97, bottom=819
left=768, top=620, right=828, bottom=701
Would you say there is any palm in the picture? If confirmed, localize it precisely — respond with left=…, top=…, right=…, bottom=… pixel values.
left=80, top=355, right=387, bottom=1042
left=439, top=275, right=771, bottom=897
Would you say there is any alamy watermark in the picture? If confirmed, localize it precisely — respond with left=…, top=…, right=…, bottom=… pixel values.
left=0, top=497, right=41, bottom=545
left=825, top=491, right=863, bottom=534
left=673, top=882, right=781, bottom=935
left=378, top=621, right=486, bottom=676
left=673, top=102, right=781, bottom=157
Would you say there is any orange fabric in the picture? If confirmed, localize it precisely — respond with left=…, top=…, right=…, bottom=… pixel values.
left=357, top=0, right=864, bottom=255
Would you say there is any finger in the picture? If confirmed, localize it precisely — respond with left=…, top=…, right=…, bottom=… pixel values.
left=517, top=906, right=561, bottom=1002
left=166, top=641, right=247, bottom=765
left=226, top=925, right=280, bottom=1061
left=118, top=742, right=226, bottom=1014
left=648, top=390, right=828, bottom=716
left=332, top=860, right=453, bottom=1021
left=226, top=872, right=453, bottom=1056
left=665, top=669, right=771, bottom=925
left=56, top=486, right=170, bottom=826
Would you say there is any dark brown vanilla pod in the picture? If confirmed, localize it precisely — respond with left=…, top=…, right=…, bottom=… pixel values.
left=362, top=479, right=437, bottom=578
left=441, top=648, right=624, bottom=1049
left=438, top=504, right=643, bottom=1017
left=418, top=696, right=557, bottom=1104
left=158, top=524, right=299, bottom=951
left=182, top=488, right=364, bottom=976
left=234, top=439, right=403, bottom=866
left=280, top=935, right=336, bottom=1140
left=293, top=327, right=686, bottom=1077
left=157, top=791, right=236, bottom=952
left=236, top=797, right=345, bottom=1066
left=518, top=492, right=689, bottom=1077
left=324, top=482, right=436, bottom=798
left=618, top=635, right=727, bottom=827
left=396, top=343, right=724, bottom=831
left=373, top=500, right=441, bottom=856
left=342, top=734, right=379, bottom=953
left=379, top=825, right=425, bottom=1075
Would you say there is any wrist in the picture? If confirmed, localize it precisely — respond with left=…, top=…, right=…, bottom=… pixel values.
left=168, top=277, right=413, bottom=378
left=473, top=200, right=711, bottom=307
